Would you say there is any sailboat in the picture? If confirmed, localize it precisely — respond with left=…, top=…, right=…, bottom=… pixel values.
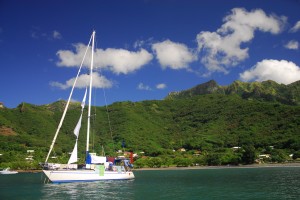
left=42, top=31, right=135, bottom=183
left=0, top=168, right=18, bottom=175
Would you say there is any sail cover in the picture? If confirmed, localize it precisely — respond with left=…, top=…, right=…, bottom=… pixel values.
left=90, top=155, right=107, bottom=164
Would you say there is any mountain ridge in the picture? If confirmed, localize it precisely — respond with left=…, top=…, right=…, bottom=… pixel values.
left=166, top=79, right=300, bottom=105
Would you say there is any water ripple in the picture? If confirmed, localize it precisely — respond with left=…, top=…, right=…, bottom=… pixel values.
left=41, top=180, right=135, bottom=200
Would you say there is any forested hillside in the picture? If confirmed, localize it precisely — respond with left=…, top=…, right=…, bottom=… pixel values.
left=0, top=80, right=300, bottom=169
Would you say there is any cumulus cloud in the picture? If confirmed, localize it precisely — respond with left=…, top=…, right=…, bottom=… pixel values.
left=57, top=44, right=153, bottom=74
left=97, top=48, right=153, bottom=74
left=197, top=8, right=287, bottom=73
left=290, top=20, right=300, bottom=32
left=240, top=59, right=300, bottom=84
left=50, top=72, right=112, bottom=90
left=137, top=83, right=152, bottom=90
left=56, top=44, right=89, bottom=67
left=156, top=83, right=167, bottom=89
left=284, top=40, right=299, bottom=50
left=152, top=40, right=197, bottom=70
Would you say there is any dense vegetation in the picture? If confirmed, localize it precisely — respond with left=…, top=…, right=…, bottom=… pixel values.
left=0, top=80, right=299, bottom=170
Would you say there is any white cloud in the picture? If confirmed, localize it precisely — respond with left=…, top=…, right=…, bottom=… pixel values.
left=97, top=48, right=153, bottom=74
left=57, top=44, right=153, bottom=74
left=53, top=30, right=62, bottom=39
left=240, top=59, right=300, bottom=84
left=152, top=40, right=197, bottom=70
left=156, top=83, right=167, bottom=89
left=56, top=43, right=88, bottom=67
left=137, top=83, right=152, bottom=90
left=290, top=20, right=300, bottom=32
left=30, top=27, right=62, bottom=40
left=197, top=8, right=287, bottom=73
left=134, top=40, right=145, bottom=49
left=50, top=72, right=112, bottom=90
left=284, top=40, right=299, bottom=50
left=133, top=38, right=154, bottom=49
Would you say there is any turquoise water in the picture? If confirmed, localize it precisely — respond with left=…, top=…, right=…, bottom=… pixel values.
left=0, top=167, right=299, bottom=199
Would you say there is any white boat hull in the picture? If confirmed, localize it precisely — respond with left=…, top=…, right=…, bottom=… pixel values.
left=43, top=169, right=135, bottom=183
left=0, top=171, right=18, bottom=175
left=0, top=168, right=18, bottom=174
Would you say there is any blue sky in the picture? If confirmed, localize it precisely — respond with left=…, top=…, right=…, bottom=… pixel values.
left=0, top=0, right=299, bottom=108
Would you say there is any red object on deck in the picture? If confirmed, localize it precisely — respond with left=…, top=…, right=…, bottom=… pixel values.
left=107, top=157, right=115, bottom=163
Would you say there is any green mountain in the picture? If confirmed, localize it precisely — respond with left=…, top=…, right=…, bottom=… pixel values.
left=166, top=80, right=300, bottom=105
left=0, top=80, right=300, bottom=169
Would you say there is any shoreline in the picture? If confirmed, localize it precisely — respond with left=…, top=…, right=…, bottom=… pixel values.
left=133, top=162, right=300, bottom=171
left=15, top=162, right=300, bottom=173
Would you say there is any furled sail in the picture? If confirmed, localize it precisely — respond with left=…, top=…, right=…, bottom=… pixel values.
left=74, top=88, right=87, bottom=137
left=67, top=88, right=87, bottom=164
left=74, top=114, right=82, bottom=138
left=68, top=140, right=78, bottom=164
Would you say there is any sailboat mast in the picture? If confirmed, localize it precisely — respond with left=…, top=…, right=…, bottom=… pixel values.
left=45, top=33, right=93, bottom=163
left=86, top=31, right=95, bottom=153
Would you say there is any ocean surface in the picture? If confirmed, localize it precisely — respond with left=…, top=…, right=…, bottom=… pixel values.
left=0, top=167, right=299, bottom=200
